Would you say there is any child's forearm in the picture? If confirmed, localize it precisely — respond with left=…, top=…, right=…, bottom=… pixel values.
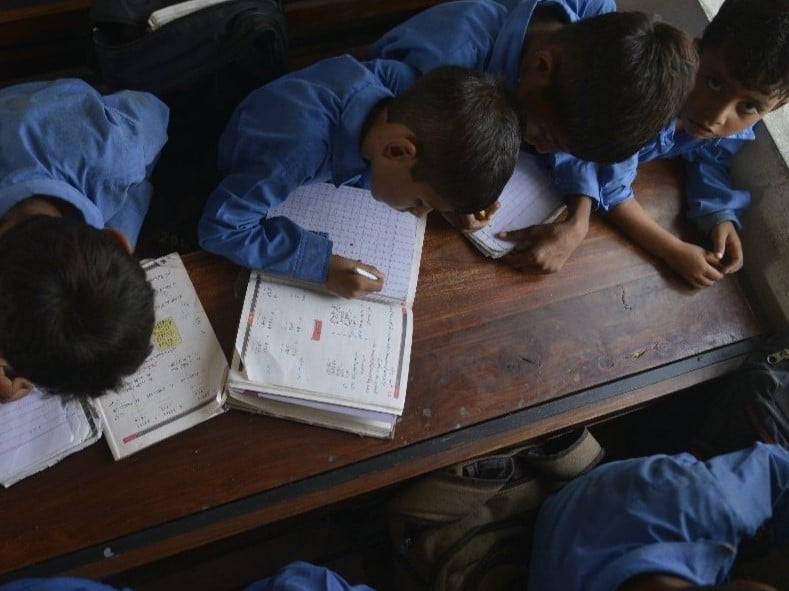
left=607, top=198, right=682, bottom=261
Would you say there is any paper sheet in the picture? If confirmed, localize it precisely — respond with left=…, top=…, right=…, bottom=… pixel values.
left=0, top=389, right=100, bottom=487
left=92, top=253, right=228, bottom=459
left=231, top=276, right=411, bottom=414
left=466, top=151, right=566, bottom=258
left=268, top=183, right=426, bottom=305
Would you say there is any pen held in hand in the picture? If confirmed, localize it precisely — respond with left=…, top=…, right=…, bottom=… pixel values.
left=354, top=267, right=379, bottom=281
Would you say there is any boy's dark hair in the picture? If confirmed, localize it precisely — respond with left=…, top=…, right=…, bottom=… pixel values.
left=0, top=216, right=155, bottom=397
left=548, top=11, right=699, bottom=163
left=701, top=0, right=789, bottom=99
left=386, top=65, right=521, bottom=214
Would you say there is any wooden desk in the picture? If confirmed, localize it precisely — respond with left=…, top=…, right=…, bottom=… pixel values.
left=0, top=160, right=765, bottom=581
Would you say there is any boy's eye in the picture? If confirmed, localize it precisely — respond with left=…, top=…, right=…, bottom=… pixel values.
left=740, top=102, right=760, bottom=115
left=706, top=77, right=723, bottom=92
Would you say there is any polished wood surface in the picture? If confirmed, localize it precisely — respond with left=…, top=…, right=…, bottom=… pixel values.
left=0, top=160, right=765, bottom=580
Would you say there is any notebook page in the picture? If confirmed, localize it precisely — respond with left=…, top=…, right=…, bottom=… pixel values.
left=230, top=275, right=411, bottom=414
left=467, top=151, right=565, bottom=258
left=268, top=183, right=426, bottom=306
left=0, top=389, right=99, bottom=487
left=93, top=253, right=228, bottom=459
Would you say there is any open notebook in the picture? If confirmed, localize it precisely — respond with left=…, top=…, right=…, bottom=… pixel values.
left=0, top=389, right=100, bottom=487
left=466, top=151, right=566, bottom=258
left=226, top=182, right=426, bottom=438
left=0, top=252, right=228, bottom=484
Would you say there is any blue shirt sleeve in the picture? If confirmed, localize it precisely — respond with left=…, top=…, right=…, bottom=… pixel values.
left=242, top=561, right=377, bottom=591
left=367, top=0, right=508, bottom=74
left=197, top=76, right=337, bottom=284
left=99, top=89, right=170, bottom=246
left=0, top=80, right=169, bottom=248
left=547, top=151, right=637, bottom=212
left=681, top=135, right=751, bottom=234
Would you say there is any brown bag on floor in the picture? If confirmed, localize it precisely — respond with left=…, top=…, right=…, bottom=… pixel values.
left=385, top=428, right=604, bottom=591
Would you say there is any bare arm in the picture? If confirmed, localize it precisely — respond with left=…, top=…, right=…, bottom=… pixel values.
left=608, top=199, right=724, bottom=289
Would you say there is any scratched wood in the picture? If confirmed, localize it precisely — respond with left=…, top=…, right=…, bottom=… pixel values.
left=0, top=160, right=764, bottom=578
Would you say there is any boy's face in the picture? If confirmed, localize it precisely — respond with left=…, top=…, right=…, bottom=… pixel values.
left=369, top=160, right=453, bottom=218
left=680, top=46, right=786, bottom=139
left=518, top=79, right=569, bottom=154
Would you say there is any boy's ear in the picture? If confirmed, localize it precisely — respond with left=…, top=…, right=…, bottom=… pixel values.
left=102, top=228, right=133, bottom=254
left=383, top=136, right=418, bottom=163
left=526, top=48, right=558, bottom=87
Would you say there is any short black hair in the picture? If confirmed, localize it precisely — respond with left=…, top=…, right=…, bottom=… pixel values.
left=701, top=0, right=789, bottom=98
left=386, top=65, right=522, bottom=214
left=0, top=216, right=155, bottom=397
left=548, top=11, right=699, bottom=163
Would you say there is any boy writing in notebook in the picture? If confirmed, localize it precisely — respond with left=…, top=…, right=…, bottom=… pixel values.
left=0, top=79, right=169, bottom=403
left=197, top=60, right=522, bottom=298
left=367, top=0, right=699, bottom=230
left=503, top=0, right=789, bottom=285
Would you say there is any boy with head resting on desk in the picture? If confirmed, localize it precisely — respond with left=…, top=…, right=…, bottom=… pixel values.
left=368, top=0, right=699, bottom=230
left=528, top=442, right=789, bottom=591
left=0, top=79, right=169, bottom=403
left=197, top=59, right=522, bottom=299
left=507, top=0, right=789, bottom=286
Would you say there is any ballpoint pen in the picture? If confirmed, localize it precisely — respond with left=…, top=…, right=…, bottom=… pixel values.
left=354, top=267, right=379, bottom=281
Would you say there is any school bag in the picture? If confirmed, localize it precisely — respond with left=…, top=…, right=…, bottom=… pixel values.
left=385, top=428, right=604, bottom=591
left=88, top=0, right=288, bottom=253
left=691, top=328, right=789, bottom=458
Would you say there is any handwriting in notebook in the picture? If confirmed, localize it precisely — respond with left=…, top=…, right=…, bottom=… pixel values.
left=268, top=183, right=423, bottom=303
left=239, top=277, right=407, bottom=404
left=92, top=253, right=227, bottom=457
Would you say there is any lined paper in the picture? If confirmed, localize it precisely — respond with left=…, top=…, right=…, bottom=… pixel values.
left=467, top=151, right=565, bottom=258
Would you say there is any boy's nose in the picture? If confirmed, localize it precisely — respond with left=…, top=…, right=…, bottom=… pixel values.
left=704, top=100, right=732, bottom=127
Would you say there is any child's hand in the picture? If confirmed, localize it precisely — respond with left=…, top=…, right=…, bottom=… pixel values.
left=326, top=255, right=385, bottom=299
left=442, top=200, right=501, bottom=232
left=664, top=241, right=725, bottom=289
left=498, top=216, right=588, bottom=273
left=710, top=221, right=743, bottom=274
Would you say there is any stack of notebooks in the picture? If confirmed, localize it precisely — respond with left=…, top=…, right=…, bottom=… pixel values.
left=0, top=149, right=562, bottom=486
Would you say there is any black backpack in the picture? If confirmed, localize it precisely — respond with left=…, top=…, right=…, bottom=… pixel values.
left=89, top=0, right=288, bottom=254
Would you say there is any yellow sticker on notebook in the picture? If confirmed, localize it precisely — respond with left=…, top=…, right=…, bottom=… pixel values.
left=152, top=317, right=182, bottom=351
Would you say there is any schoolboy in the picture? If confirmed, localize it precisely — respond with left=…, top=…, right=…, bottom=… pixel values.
left=528, top=442, right=789, bottom=591
left=504, top=0, right=789, bottom=285
left=197, top=58, right=522, bottom=298
left=0, top=79, right=169, bottom=402
left=368, top=0, right=699, bottom=230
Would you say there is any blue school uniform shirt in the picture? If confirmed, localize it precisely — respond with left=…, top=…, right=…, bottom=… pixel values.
left=368, top=0, right=616, bottom=89
left=0, top=79, right=169, bottom=248
left=197, top=56, right=418, bottom=284
left=528, top=442, right=789, bottom=591
left=548, top=121, right=756, bottom=234
left=0, top=561, right=376, bottom=591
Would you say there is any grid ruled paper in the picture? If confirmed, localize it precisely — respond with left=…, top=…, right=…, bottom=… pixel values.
left=268, top=183, right=426, bottom=305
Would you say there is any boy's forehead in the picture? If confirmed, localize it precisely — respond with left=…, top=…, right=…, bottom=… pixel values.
left=702, top=45, right=787, bottom=104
